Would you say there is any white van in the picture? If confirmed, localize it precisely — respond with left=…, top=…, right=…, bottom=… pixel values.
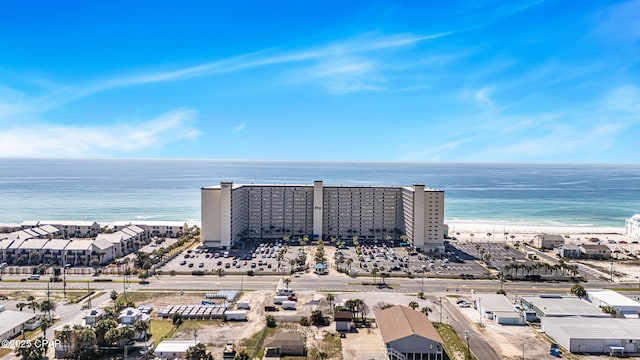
left=223, top=251, right=230, bottom=258
left=28, top=274, right=40, bottom=280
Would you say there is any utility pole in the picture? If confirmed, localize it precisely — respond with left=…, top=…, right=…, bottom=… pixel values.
left=47, top=282, right=51, bottom=320
left=610, top=256, right=614, bottom=282
left=87, top=282, right=92, bottom=309
left=63, top=255, right=67, bottom=298
left=478, top=297, right=483, bottom=327
left=464, top=331, right=470, bottom=360
left=194, top=329, right=198, bottom=345
left=123, top=263, right=127, bottom=300
left=439, top=297, right=443, bottom=324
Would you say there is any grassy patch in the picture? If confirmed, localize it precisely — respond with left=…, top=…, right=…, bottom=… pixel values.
left=117, top=291, right=171, bottom=304
left=24, top=327, right=43, bottom=340
left=0, top=348, right=12, bottom=357
left=434, top=322, right=476, bottom=360
left=150, top=319, right=176, bottom=346
left=240, top=326, right=276, bottom=359
left=308, top=331, right=342, bottom=360
left=445, top=294, right=461, bottom=298
left=174, top=320, right=222, bottom=335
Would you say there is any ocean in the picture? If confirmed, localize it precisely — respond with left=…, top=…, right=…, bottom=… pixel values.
left=0, top=159, right=639, bottom=228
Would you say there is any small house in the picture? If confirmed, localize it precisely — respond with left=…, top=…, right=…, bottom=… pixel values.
left=334, top=310, right=354, bottom=332
left=533, top=234, right=564, bottom=250
left=264, top=332, right=306, bottom=357
left=558, top=244, right=581, bottom=259
left=580, top=244, right=611, bottom=260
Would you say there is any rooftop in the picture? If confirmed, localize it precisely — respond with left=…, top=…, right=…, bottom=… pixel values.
left=477, top=294, right=517, bottom=313
left=264, top=331, right=305, bottom=348
left=587, top=290, right=640, bottom=308
left=376, top=305, right=443, bottom=344
left=521, top=295, right=606, bottom=317
left=542, top=317, right=640, bottom=339
left=154, top=339, right=200, bottom=353
left=580, top=244, right=611, bottom=251
left=64, top=240, right=93, bottom=251
left=18, top=238, right=49, bottom=250
left=0, top=309, right=36, bottom=336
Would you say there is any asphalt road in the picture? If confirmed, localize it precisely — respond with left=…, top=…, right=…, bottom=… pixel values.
left=0, top=271, right=621, bottom=360
left=442, top=298, right=500, bottom=360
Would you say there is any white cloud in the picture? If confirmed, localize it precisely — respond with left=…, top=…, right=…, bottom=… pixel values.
left=593, top=0, right=640, bottom=44
left=234, top=122, right=246, bottom=132
left=0, top=108, right=200, bottom=158
left=602, top=85, right=640, bottom=115
left=295, top=58, right=385, bottom=94
left=67, top=31, right=452, bottom=100
left=474, top=87, right=494, bottom=109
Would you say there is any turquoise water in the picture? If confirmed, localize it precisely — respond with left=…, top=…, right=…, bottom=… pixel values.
left=0, top=159, right=638, bottom=227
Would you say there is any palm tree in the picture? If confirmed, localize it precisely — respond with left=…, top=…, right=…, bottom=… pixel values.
left=74, top=326, right=97, bottom=347
left=16, top=302, right=26, bottom=312
left=55, top=325, right=73, bottom=356
left=346, top=258, right=353, bottom=274
left=283, top=278, right=291, bottom=289
left=39, top=299, right=56, bottom=319
left=119, top=325, right=135, bottom=346
left=470, top=233, right=474, bottom=244
left=371, top=267, right=379, bottom=284
left=326, top=293, right=335, bottom=313
left=94, top=319, right=118, bottom=346
left=186, top=343, right=214, bottom=360
left=408, top=301, right=419, bottom=310
left=134, top=320, right=150, bottom=341
left=26, top=296, right=39, bottom=314
left=421, top=307, right=431, bottom=317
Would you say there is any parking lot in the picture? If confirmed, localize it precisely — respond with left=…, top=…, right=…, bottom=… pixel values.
left=158, top=242, right=304, bottom=274
left=334, top=243, right=489, bottom=278
left=159, top=240, right=514, bottom=279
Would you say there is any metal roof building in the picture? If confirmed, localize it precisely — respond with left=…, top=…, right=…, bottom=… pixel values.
left=586, top=290, right=640, bottom=318
left=0, top=306, right=37, bottom=342
left=521, top=295, right=607, bottom=319
left=475, top=294, right=524, bottom=325
left=542, top=317, right=640, bottom=355
left=154, top=339, right=200, bottom=360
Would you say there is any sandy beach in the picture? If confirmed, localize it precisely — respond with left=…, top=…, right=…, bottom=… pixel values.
left=448, top=221, right=640, bottom=285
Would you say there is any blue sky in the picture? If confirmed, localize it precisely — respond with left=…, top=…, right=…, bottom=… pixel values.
left=0, top=0, right=638, bottom=162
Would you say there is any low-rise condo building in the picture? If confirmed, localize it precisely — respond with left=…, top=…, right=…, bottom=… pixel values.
left=533, top=234, right=565, bottom=250
left=626, top=214, right=640, bottom=238
left=201, top=180, right=445, bottom=251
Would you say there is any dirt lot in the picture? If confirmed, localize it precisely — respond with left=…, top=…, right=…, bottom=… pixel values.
left=135, top=290, right=345, bottom=359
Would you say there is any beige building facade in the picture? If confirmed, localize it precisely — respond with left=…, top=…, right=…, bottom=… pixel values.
left=201, top=181, right=444, bottom=251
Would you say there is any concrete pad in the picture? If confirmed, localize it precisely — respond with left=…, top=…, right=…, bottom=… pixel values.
left=341, top=328, right=386, bottom=360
